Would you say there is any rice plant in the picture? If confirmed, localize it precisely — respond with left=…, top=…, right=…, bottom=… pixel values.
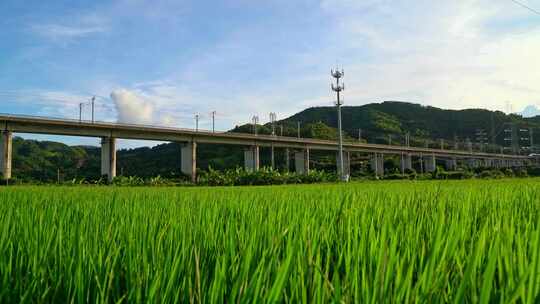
left=0, top=179, right=539, bottom=303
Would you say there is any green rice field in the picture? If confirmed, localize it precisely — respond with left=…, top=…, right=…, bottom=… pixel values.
left=1, top=180, right=539, bottom=303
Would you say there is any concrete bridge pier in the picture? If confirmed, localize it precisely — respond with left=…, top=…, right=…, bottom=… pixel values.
left=467, top=159, right=479, bottom=169
left=0, top=131, right=12, bottom=180
left=400, top=153, right=412, bottom=173
left=101, top=137, right=117, bottom=182
left=337, top=150, right=350, bottom=177
left=270, top=144, right=275, bottom=169
left=424, top=154, right=436, bottom=172
left=285, top=148, right=290, bottom=171
left=370, top=153, right=384, bottom=177
left=181, top=142, right=197, bottom=183
left=445, top=158, right=457, bottom=171
left=295, top=148, right=310, bottom=174
left=244, top=145, right=260, bottom=172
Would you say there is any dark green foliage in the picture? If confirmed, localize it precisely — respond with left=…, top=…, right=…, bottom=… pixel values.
left=384, top=173, right=410, bottom=180
left=12, top=137, right=100, bottom=182
left=197, top=167, right=337, bottom=186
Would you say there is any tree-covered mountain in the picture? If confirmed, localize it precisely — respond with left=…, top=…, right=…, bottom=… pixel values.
left=10, top=101, right=540, bottom=182
left=278, top=101, right=539, bottom=146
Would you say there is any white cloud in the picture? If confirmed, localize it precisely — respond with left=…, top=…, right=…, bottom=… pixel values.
left=110, top=89, right=154, bottom=124
left=32, top=24, right=107, bottom=40
left=30, top=12, right=109, bottom=42
left=311, top=0, right=540, bottom=112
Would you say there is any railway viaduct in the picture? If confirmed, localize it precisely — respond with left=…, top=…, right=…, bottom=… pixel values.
left=0, top=114, right=533, bottom=182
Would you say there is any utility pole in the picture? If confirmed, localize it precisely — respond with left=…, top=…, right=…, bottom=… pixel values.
left=280, top=125, right=283, bottom=136
left=331, top=67, right=347, bottom=182
left=388, top=134, right=392, bottom=146
left=211, top=111, right=216, bottom=133
left=252, top=116, right=259, bottom=135
left=91, top=96, right=95, bottom=123
left=195, top=114, right=199, bottom=132
left=358, top=128, right=362, bottom=141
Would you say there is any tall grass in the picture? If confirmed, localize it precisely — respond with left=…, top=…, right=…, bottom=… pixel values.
left=0, top=179, right=539, bottom=303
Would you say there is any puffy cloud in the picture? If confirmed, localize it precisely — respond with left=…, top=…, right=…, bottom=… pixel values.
left=110, top=89, right=154, bottom=124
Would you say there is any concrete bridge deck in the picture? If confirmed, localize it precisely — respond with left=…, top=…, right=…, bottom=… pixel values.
left=0, top=113, right=532, bottom=182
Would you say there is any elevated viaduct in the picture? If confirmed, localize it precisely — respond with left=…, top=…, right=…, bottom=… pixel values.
left=0, top=114, right=533, bottom=182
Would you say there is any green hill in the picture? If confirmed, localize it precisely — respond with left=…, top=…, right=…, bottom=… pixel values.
left=279, top=101, right=537, bottom=146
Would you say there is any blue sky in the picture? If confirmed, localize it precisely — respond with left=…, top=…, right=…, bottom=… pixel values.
left=1, top=0, right=540, bottom=147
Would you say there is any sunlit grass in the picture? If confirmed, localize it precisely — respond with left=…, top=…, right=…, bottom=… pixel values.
left=0, top=179, right=539, bottom=302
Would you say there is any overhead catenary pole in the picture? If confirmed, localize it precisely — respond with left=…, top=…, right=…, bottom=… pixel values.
left=331, top=67, right=347, bottom=182
left=211, top=111, right=216, bottom=133
left=405, top=132, right=410, bottom=147
left=79, top=103, right=83, bottom=122
left=91, top=96, right=95, bottom=123
left=297, top=121, right=301, bottom=138
left=270, top=112, right=277, bottom=136
left=195, top=114, right=199, bottom=132
left=252, top=115, right=259, bottom=135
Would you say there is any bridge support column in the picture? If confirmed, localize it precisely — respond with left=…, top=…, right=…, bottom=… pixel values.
left=101, top=137, right=116, bottom=182
left=181, top=142, right=197, bottom=183
left=270, top=144, right=275, bottom=169
left=0, top=131, right=12, bottom=181
left=467, top=159, right=479, bottom=168
left=400, top=153, right=412, bottom=173
left=445, top=158, right=457, bottom=171
left=424, top=154, right=436, bottom=172
left=295, top=148, right=310, bottom=174
left=370, top=153, right=384, bottom=177
left=285, top=148, right=290, bottom=171
left=244, top=146, right=260, bottom=172
left=337, top=150, right=350, bottom=177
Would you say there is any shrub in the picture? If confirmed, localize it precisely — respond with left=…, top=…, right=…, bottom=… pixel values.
left=197, top=167, right=337, bottom=186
